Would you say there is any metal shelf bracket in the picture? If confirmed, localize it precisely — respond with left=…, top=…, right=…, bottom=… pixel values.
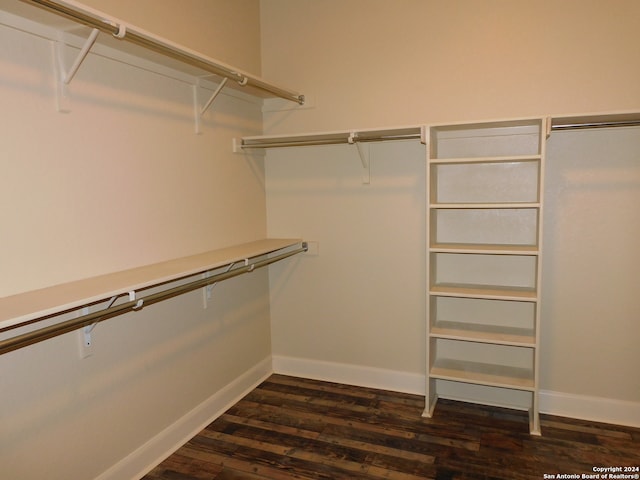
left=348, top=132, right=371, bottom=185
left=53, top=27, right=100, bottom=112
left=193, top=77, right=229, bottom=134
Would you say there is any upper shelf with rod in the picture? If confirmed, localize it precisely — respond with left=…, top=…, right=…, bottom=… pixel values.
left=0, top=238, right=305, bottom=331
left=235, top=125, right=424, bottom=150
left=550, top=112, right=640, bottom=132
left=0, top=238, right=307, bottom=355
left=235, top=111, right=640, bottom=152
left=1, top=0, right=305, bottom=105
left=234, top=125, right=426, bottom=185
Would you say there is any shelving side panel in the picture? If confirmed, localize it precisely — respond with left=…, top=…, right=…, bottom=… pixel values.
left=425, top=125, right=435, bottom=418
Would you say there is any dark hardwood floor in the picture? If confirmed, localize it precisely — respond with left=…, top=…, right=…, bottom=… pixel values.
left=143, top=374, right=640, bottom=480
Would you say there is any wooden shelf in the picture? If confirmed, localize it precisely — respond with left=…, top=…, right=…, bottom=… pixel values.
left=0, top=238, right=302, bottom=330
left=430, top=283, right=538, bottom=302
left=425, top=118, right=545, bottom=435
left=429, top=154, right=541, bottom=165
left=430, top=358, right=535, bottom=391
left=430, top=321, right=535, bottom=346
left=430, top=243, right=538, bottom=255
left=430, top=202, right=540, bottom=209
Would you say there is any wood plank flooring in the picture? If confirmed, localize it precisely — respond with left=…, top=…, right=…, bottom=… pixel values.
left=143, top=374, right=640, bottom=480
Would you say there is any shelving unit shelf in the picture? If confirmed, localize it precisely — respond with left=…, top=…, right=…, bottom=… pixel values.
left=430, top=359, right=535, bottom=390
left=424, top=118, right=546, bottom=435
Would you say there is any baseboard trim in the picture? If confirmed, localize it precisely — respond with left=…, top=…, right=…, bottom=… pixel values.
left=272, top=354, right=424, bottom=395
left=95, top=356, right=273, bottom=480
left=539, top=390, right=640, bottom=428
left=273, top=355, right=640, bottom=428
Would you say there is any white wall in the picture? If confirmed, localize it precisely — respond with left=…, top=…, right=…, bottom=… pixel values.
left=261, top=0, right=640, bottom=424
left=542, top=127, right=640, bottom=404
left=267, top=141, right=426, bottom=383
left=0, top=1, right=270, bottom=479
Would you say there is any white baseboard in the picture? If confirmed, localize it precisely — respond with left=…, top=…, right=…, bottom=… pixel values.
left=95, top=356, right=273, bottom=480
left=540, top=390, right=640, bottom=428
left=272, top=354, right=425, bottom=395
left=273, top=355, right=640, bottom=428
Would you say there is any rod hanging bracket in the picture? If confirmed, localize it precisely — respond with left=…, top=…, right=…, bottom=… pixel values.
left=112, top=24, right=127, bottom=39
left=129, top=291, right=144, bottom=310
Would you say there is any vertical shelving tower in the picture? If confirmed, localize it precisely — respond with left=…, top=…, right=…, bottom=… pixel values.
left=424, top=118, right=547, bottom=435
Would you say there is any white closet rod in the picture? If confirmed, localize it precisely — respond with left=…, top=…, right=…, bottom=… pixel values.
left=551, top=119, right=640, bottom=131
left=0, top=243, right=307, bottom=356
left=240, top=132, right=422, bottom=149
left=24, top=0, right=305, bottom=105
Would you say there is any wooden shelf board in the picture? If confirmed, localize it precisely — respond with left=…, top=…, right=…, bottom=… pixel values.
left=430, top=358, right=535, bottom=390
left=429, top=154, right=541, bottom=165
left=0, top=238, right=302, bottom=330
left=430, top=202, right=540, bottom=209
left=430, top=284, right=538, bottom=302
left=430, top=243, right=538, bottom=255
left=430, top=321, right=535, bottom=346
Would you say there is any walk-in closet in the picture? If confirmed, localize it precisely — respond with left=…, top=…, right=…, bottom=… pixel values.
left=1, top=1, right=638, bottom=479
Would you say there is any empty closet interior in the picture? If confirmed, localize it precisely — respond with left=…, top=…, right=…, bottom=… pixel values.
left=1, top=1, right=638, bottom=479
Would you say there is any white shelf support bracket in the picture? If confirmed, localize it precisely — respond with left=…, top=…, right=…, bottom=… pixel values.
left=193, top=77, right=228, bottom=134
left=77, top=306, right=93, bottom=358
left=53, top=28, right=100, bottom=112
left=348, top=132, right=371, bottom=185
left=201, top=77, right=228, bottom=116
left=202, top=261, right=237, bottom=308
left=420, top=125, right=428, bottom=145
left=62, top=28, right=100, bottom=85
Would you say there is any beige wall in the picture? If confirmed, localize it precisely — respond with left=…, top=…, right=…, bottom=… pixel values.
left=261, top=0, right=640, bottom=132
left=262, top=0, right=640, bottom=420
left=0, top=2, right=268, bottom=479
left=81, top=0, right=262, bottom=73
